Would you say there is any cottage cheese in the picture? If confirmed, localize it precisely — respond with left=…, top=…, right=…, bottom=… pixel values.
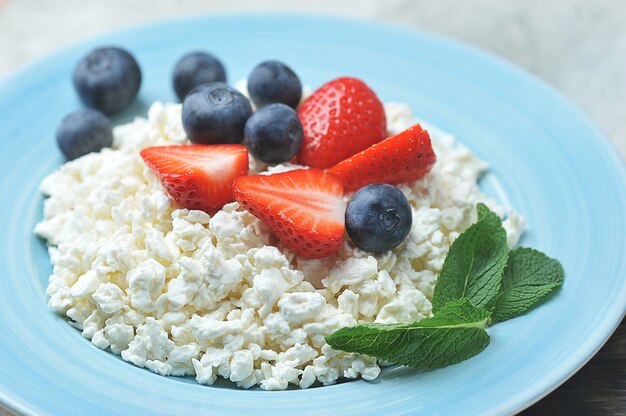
left=35, top=90, right=523, bottom=390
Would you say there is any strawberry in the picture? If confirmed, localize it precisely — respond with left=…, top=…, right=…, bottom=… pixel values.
left=140, top=144, right=248, bottom=213
left=297, top=77, right=387, bottom=169
left=328, top=124, right=436, bottom=191
left=233, top=169, right=345, bottom=259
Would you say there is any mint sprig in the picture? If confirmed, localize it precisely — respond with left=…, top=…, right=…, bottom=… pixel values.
left=326, top=203, right=564, bottom=371
left=326, top=300, right=490, bottom=369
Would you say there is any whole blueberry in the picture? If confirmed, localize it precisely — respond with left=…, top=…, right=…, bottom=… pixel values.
left=244, top=104, right=303, bottom=164
left=172, top=52, right=227, bottom=101
left=182, top=82, right=253, bottom=144
left=346, top=184, right=413, bottom=253
left=56, top=109, right=113, bottom=160
left=73, top=47, right=142, bottom=115
left=247, top=61, right=302, bottom=109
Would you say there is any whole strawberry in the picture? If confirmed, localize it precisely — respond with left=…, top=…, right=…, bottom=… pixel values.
left=297, top=77, right=386, bottom=169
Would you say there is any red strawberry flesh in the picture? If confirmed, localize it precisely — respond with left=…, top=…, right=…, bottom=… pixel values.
left=328, top=124, right=436, bottom=191
left=297, top=77, right=387, bottom=169
left=233, top=169, right=345, bottom=259
left=140, top=144, right=248, bottom=213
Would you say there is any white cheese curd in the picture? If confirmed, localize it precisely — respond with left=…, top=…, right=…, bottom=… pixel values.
left=35, top=91, right=524, bottom=390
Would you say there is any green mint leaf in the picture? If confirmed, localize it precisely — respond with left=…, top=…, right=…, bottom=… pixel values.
left=476, top=202, right=491, bottom=221
left=491, top=247, right=564, bottom=323
left=432, top=203, right=509, bottom=312
left=325, top=299, right=490, bottom=370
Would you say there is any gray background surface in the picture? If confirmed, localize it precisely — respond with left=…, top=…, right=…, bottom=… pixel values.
left=0, top=1, right=624, bottom=415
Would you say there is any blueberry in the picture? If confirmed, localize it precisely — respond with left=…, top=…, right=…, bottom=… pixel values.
left=247, top=61, right=302, bottom=109
left=244, top=104, right=303, bottom=164
left=182, top=82, right=253, bottom=144
left=345, top=184, right=413, bottom=253
left=73, top=47, right=142, bottom=115
left=172, top=52, right=227, bottom=101
left=56, top=109, right=113, bottom=160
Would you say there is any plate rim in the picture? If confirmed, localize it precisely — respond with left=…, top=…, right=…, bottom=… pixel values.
left=0, top=12, right=625, bottom=416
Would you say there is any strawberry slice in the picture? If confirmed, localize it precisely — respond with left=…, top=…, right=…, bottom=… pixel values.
left=328, top=124, right=436, bottom=191
left=233, top=169, right=345, bottom=259
left=297, top=77, right=387, bottom=169
left=140, top=144, right=248, bottom=213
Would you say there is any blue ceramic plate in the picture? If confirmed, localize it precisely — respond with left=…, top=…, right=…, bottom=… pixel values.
left=0, top=14, right=625, bottom=416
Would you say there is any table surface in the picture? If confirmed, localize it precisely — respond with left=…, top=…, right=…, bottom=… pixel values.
left=0, top=1, right=624, bottom=415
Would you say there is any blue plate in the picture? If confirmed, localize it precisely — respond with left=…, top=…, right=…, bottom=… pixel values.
left=0, top=14, right=625, bottom=416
